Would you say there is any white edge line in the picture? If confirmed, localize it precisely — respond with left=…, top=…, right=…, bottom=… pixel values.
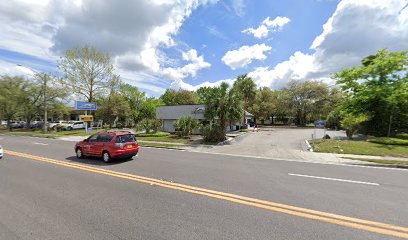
left=185, top=150, right=408, bottom=172
left=288, top=173, right=380, bottom=186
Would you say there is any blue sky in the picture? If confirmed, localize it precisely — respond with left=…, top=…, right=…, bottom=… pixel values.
left=1, top=0, right=407, bottom=97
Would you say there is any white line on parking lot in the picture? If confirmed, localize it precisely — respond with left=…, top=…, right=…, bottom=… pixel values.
left=288, top=173, right=380, bottom=186
left=33, top=142, right=48, bottom=146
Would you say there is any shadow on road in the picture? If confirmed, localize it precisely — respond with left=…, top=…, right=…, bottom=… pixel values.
left=65, top=156, right=134, bottom=166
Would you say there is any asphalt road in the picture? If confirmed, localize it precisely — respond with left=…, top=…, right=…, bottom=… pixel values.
left=188, top=127, right=350, bottom=163
left=0, top=135, right=407, bottom=239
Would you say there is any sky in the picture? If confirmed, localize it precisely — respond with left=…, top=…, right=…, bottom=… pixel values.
left=1, top=0, right=408, bottom=97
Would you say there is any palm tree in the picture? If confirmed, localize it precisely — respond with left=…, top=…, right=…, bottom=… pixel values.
left=233, top=74, right=256, bottom=126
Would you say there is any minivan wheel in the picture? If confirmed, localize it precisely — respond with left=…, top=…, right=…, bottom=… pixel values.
left=102, top=151, right=111, bottom=163
left=76, top=148, right=83, bottom=159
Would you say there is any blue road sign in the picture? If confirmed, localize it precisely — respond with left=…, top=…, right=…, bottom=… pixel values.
left=75, top=101, right=97, bottom=110
left=314, top=120, right=326, bottom=125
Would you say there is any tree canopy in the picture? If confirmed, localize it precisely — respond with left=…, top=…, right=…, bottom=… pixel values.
left=160, top=89, right=198, bottom=105
left=59, top=45, right=117, bottom=102
left=335, top=49, right=408, bottom=136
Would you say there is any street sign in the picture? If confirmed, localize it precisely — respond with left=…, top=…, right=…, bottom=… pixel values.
left=75, top=101, right=97, bottom=110
left=314, top=120, right=326, bottom=125
left=79, top=115, right=94, bottom=122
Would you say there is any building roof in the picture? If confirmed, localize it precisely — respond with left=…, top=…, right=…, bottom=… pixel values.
left=244, top=111, right=254, bottom=117
left=156, top=104, right=206, bottom=120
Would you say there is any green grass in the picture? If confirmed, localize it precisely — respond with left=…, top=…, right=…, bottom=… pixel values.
left=311, top=139, right=408, bottom=158
left=135, top=131, right=170, bottom=137
left=345, top=158, right=408, bottom=166
left=367, top=137, right=408, bottom=146
left=0, top=129, right=104, bottom=138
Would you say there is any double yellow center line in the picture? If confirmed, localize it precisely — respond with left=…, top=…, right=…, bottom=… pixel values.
left=5, top=150, right=408, bottom=239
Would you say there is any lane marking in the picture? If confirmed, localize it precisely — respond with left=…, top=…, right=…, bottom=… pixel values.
left=4, top=150, right=408, bottom=238
left=33, top=142, right=49, bottom=146
left=185, top=150, right=408, bottom=171
left=288, top=173, right=380, bottom=186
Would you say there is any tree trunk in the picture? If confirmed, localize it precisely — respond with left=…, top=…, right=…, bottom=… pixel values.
left=387, top=112, right=393, bottom=137
left=346, top=129, right=353, bottom=139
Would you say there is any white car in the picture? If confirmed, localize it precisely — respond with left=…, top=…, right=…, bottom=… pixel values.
left=0, top=145, right=3, bottom=159
left=64, top=121, right=85, bottom=131
left=49, top=120, right=66, bottom=129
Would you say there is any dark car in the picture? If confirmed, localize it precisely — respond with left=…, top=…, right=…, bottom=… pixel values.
left=75, top=131, right=139, bottom=163
left=30, top=121, right=44, bottom=129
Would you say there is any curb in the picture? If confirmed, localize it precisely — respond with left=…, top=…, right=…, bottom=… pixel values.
left=305, top=139, right=313, bottom=152
left=217, top=137, right=234, bottom=145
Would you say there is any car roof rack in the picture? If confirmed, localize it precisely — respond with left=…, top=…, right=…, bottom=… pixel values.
left=106, top=129, right=135, bottom=134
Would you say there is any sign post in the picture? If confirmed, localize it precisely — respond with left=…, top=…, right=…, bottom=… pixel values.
left=75, top=101, right=97, bottom=133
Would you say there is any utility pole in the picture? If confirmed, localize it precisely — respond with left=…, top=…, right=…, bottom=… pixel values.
left=43, top=73, right=48, bottom=134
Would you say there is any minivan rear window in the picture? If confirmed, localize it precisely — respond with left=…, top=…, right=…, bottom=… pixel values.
left=115, top=134, right=136, bottom=143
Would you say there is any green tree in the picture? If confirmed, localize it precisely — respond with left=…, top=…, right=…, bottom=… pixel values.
left=250, top=87, right=276, bottom=124
left=233, top=74, right=256, bottom=124
left=160, top=89, right=198, bottom=105
left=283, top=80, right=333, bottom=126
left=95, top=93, right=131, bottom=127
left=0, top=76, right=28, bottom=130
left=335, top=49, right=408, bottom=136
left=198, top=82, right=243, bottom=141
left=174, top=116, right=201, bottom=136
left=120, top=84, right=147, bottom=125
left=59, top=45, right=117, bottom=102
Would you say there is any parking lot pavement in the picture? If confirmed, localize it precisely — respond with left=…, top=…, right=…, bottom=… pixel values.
left=187, top=127, right=357, bottom=164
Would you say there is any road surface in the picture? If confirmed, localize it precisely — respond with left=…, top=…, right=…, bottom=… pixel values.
left=0, top=135, right=407, bottom=239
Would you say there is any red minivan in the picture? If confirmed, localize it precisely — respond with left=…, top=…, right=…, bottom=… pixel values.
left=75, top=131, right=139, bottom=162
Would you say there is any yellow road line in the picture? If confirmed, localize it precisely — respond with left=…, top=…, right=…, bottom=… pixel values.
left=5, top=150, right=408, bottom=239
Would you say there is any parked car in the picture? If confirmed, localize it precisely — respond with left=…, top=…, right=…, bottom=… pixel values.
left=75, top=131, right=139, bottom=162
left=0, top=145, right=3, bottom=159
left=11, top=121, right=25, bottom=128
left=49, top=120, right=66, bottom=129
left=30, top=121, right=44, bottom=129
left=64, top=121, right=85, bottom=131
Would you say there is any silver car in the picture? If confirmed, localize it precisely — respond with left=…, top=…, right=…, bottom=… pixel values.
left=0, top=145, right=3, bottom=159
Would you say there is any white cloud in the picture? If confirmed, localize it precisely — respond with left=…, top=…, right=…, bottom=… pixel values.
left=247, top=0, right=408, bottom=89
left=0, top=60, right=35, bottom=77
left=170, top=78, right=235, bottom=91
left=242, top=16, right=290, bottom=39
left=231, top=0, right=245, bottom=17
left=163, top=49, right=211, bottom=81
left=222, top=43, right=272, bottom=69
left=0, top=0, right=218, bottom=96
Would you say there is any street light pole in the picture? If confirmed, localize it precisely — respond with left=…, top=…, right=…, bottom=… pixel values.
left=43, top=73, right=48, bottom=134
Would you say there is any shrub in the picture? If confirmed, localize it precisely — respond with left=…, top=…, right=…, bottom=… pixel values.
left=340, top=114, right=368, bottom=139
left=55, top=124, right=64, bottom=132
left=203, top=125, right=225, bottom=143
left=139, top=119, right=162, bottom=133
left=174, top=116, right=201, bottom=136
left=396, top=133, right=408, bottom=140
